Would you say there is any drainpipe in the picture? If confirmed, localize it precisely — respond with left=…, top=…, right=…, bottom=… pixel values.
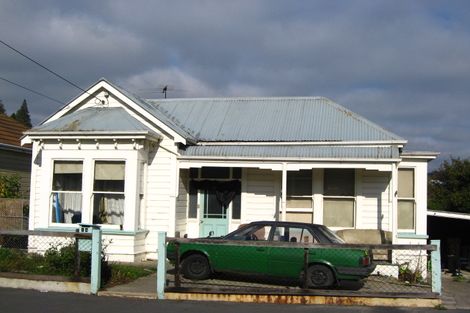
left=281, top=163, right=287, bottom=222
left=391, top=163, right=398, bottom=243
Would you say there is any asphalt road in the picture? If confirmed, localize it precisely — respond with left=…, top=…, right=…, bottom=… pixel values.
left=0, top=288, right=467, bottom=313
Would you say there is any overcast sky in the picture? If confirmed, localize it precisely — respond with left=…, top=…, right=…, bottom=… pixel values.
left=1, top=0, right=470, bottom=168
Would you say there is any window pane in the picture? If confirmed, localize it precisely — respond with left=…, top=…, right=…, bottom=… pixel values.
left=232, top=167, right=242, bottom=179
left=323, top=198, right=354, bottom=227
left=201, top=167, right=230, bottom=179
left=232, top=192, right=241, bottom=219
left=188, top=182, right=198, bottom=218
left=95, top=161, right=125, bottom=180
left=324, top=169, right=355, bottom=196
left=398, top=169, right=414, bottom=198
left=52, top=161, right=82, bottom=191
left=94, top=180, right=125, bottom=192
left=54, top=161, right=82, bottom=174
left=93, top=194, right=124, bottom=225
left=286, top=197, right=312, bottom=209
left=94, top=161, right=125, bottom=192
left=398, top=200, right=415, bottom=229
left=51, top=192, right=82, bottom=224
left=205, top=190, right=224, bottom=218
left=286, top=212, right=313, bottom=224
left=189, top=168, right=199, bottom=179
left=287, top=170, right=312, bottom=196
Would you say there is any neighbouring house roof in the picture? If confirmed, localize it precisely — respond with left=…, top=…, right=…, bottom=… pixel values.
left=28, top=107, right=161, bottom=139
left=0, top=114, right=30, bottom=148
left=427, top=210, right=470, bottom=221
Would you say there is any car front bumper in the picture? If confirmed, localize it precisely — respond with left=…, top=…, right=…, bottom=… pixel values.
left=336, top=263, right=377, bottom=277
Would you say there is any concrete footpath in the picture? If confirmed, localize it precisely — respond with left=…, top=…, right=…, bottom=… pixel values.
left=101, top=270, right=470, bottom=309
left=100, top=273, right=157, bottom=299
left=440, top=270, right=470, bottom=310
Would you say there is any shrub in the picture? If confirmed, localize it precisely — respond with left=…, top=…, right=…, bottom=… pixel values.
left=0, top=174, right=21, bottom=198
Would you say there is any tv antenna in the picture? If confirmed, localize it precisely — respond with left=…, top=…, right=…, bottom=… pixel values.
left=137, top=85, right=186, bottom=99
left=162, top=85, right=168, bottom=99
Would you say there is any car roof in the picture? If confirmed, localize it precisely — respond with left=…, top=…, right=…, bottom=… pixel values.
left=249, top=220, right=323, bottom=228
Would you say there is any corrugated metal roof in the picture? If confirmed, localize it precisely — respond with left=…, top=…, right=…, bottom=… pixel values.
left=147, top=97, right=405, bottom=143
left=32, top=107, right=160, bottom=136
left=179, top=145, right=400, bottom=160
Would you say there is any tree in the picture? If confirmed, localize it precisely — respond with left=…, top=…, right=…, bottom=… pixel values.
left=0, top=100, right=5, bottom=114
left=428, top=157, right=470, bottom=213
left=11, top=99, right=32, bottom=127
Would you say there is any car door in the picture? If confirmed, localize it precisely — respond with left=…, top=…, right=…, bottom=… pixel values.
left=210, top=224, right=272, bottom=274
left=267, top=226, right=315, bottom=278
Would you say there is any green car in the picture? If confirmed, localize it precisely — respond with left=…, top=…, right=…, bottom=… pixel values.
left=167, top=221, right=375, bottom=288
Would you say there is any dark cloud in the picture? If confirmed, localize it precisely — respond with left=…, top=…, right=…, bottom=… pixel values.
left=1, top=0, right=470, bottom=166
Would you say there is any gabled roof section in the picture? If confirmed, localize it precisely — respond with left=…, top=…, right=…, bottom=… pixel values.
left=101, top=79, right=196, bottom=142
left=0, top=114, right=30, bottom=147
left=38, top=78, right=191, bottom=143
left=27, top=107, right=161, bottom=139
left=146, top=97, right=406, bottom=143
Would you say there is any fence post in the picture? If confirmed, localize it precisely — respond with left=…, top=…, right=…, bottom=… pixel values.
left=90, top=226, right=102, bottom=295
left=157, top=231, right=167, bottom=300
left=431, top=239, right=442, bottom=295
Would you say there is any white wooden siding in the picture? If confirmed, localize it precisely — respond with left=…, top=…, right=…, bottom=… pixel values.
left=359, top=170, right=391, bottom=231
left=242, top=168, right=279, bottom=223
left=175, top=169, right=188, bottom=236
left=31, top=148, right=43, bottom=229
left=144, top=138, right=177, bottom=253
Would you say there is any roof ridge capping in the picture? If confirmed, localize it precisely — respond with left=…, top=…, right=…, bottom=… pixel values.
left=147, top=95, right=329, bottom=101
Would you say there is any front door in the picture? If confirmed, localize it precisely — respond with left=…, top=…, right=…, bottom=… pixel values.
left=199, top=189, right=229, bottom=237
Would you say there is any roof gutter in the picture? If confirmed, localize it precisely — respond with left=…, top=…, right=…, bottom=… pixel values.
left=0, top=143, right=32, bottom=154
left=21, top=131, right=162, bottom=145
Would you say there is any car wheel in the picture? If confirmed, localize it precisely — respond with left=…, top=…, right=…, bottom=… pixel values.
left=181, top=254, right=211, bottom=280
left=307, top=264, right=335, bottom=288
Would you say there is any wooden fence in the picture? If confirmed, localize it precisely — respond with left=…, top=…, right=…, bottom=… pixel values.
left=0, top=198, right=29, bottom=230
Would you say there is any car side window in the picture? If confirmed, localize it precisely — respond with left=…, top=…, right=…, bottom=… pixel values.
left=273, top=226, right=316, bottom=243
left=300, top=228, right=316, bottom=243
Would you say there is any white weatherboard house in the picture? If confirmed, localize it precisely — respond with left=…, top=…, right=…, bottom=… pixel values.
left=21, top=79, right=437, bottom=261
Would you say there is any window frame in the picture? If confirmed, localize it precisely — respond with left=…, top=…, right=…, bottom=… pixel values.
left=397, top=168, right=416, bottom=231
left=322, top=169, right=356, bottom=229
left=286, top=170, right=313, bottom=211
left=49, top=160, right=84, bottom=226
left=91, top=160, right=126, bottom=230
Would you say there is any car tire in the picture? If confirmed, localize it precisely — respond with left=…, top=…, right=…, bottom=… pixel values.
left=306, top=264, right=335, bottom=288
left=181, top=254, right=211, bottom=280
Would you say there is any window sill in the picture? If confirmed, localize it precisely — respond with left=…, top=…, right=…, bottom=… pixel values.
left=36, top=227, right=149, bottom=236
left=396, top=232, right=428, bottom=240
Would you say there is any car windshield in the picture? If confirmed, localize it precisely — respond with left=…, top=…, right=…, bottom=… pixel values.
left=315, top=225, right=345, bottom=243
